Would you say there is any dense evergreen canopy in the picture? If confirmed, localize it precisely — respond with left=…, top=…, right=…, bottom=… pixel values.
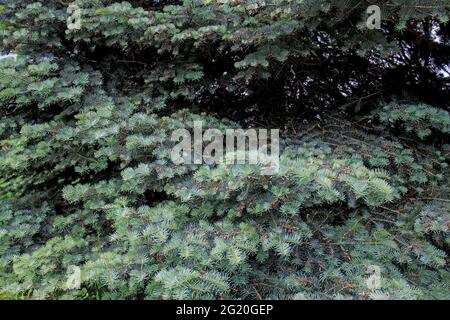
left=0, top=0, right=449, bottom=299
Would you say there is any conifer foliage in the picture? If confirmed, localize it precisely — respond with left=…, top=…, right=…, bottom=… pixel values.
left=0, top=1, right=449, bottom=299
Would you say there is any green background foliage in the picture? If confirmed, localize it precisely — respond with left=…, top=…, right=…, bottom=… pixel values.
left=0, top=0, right=449, bottom=299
